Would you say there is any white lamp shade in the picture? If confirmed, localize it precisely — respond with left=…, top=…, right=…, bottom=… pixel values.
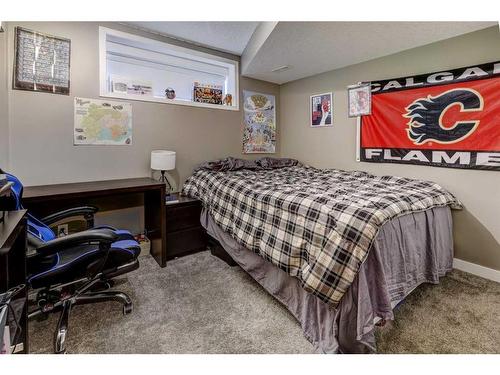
left=151, top=150, right=176, bottom=171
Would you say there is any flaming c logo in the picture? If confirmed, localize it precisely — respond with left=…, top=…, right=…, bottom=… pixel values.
left=403, top=88, right=483, bottom=145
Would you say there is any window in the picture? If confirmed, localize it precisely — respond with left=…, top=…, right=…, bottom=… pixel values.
left=99, top=27, right=239, bottom=111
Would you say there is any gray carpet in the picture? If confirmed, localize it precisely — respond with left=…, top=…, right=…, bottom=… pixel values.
left=29, top=251, right=500, bottom=354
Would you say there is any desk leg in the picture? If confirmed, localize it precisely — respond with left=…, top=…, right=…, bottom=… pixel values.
left=144, top=185, right=166, bottom=267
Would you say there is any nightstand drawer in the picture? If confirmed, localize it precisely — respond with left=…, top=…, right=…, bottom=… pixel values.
left=166, top=227, right=207, bottom=259
left=165, top=204, right=202, bottom=232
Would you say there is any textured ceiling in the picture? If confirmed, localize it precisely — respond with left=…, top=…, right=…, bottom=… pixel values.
left=125, top=21, right=498, bottom=84
left=126, top=21, right=259, bottom=55
left=241, top=22, right=498, bottom=84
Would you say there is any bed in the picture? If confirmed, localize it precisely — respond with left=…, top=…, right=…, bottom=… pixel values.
left=182, top=157, right=461, bottom=353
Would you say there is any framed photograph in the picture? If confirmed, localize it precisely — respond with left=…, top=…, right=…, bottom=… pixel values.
left=348, top=83, right=372, bottom=117
left=310, top=92, right=333, bottom=127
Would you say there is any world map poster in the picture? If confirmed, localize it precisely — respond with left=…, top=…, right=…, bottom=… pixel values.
left=242, top=91, right=276, bottom=154
left=74, top=97, right=132, bottom=145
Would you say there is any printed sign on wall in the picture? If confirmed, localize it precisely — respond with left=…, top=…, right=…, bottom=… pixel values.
left=360, top=61, right=500, bottom=170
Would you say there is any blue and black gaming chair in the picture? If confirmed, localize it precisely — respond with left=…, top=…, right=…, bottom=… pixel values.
left=2, top=170, right=141, bottom=354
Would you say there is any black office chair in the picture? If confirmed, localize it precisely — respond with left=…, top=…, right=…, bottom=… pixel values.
left=2, top=170, right=141, bottom=353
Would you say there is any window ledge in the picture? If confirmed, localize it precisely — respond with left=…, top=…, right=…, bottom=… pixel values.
left=99, top=92, right=239, bottom=111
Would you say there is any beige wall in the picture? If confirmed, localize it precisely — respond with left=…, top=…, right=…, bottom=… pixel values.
left=0, top=31, right=8, bottom=168
left=280, top=26, right=500, bottom=271
left=2, top=22, right=280, bottom=189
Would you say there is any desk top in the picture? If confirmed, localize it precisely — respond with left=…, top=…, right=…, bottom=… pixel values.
left=23, top=177, right=165, bottom=202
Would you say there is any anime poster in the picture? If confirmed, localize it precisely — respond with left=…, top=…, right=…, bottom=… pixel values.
left=243, top=91, right=276, bottom=154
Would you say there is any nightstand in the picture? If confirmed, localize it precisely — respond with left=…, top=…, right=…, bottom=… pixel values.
left=165, top=193, right=207, bottom=261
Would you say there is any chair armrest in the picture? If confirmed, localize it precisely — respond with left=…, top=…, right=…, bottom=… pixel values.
left=36, top=229, right=118, bottom=256
left=41, top=206, right=98, bottom=226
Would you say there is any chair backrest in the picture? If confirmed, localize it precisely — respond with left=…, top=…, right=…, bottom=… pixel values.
left=4, top=172, right=56, bottom=244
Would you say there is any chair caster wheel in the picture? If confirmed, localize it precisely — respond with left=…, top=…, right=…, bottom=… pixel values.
left=123, top=304, right=133, bottom=315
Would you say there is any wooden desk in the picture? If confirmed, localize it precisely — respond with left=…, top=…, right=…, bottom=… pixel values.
left=23, top=178, right=168, bottom=267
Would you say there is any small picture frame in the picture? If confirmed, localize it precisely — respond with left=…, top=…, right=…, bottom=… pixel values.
left=348, top=83, right=372, bottom=117
left=310, top=92, right=333, bottom=127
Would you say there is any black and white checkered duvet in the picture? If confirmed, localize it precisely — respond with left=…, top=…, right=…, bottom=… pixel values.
left=182, top=165, right=461, bottom=307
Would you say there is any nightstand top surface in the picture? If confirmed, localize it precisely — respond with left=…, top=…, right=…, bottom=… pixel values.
left=166, top=193, right=200, bottom=206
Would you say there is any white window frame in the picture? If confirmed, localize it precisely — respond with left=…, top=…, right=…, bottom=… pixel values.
left=98, top=27, right=239, bottom=111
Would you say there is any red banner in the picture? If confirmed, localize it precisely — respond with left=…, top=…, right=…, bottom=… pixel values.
left=360, top=61, right=500, bottom=170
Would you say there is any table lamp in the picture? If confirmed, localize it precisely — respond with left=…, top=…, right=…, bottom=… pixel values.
left=151, top=150, right=176, bottom=195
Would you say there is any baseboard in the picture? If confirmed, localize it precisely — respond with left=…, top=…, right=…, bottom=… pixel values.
left=453, top=258, right=500, bottom=283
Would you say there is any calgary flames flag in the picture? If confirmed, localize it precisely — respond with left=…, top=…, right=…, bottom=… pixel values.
left=360, top=61, right=500, bottom=170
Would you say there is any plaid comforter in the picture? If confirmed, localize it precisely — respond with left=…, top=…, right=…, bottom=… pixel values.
left=182, top=165, right=461, bottom=307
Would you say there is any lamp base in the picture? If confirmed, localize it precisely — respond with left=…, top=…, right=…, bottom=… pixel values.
left=159, top=170, right=173, bottom=195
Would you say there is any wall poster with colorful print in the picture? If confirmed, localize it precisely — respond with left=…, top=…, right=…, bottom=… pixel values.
left=360, top=61, right=500, bottom=170
left=310, top=92, right=333, bottom=127
left=74, top=97, right=132, bottom=146
left=243, top=91, right=276, bottom=154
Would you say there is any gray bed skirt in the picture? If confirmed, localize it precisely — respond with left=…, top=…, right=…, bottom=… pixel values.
left=201, top=206, right=454, bottom=353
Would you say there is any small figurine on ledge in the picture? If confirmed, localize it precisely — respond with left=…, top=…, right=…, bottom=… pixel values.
left=223, top=94, right=233, bottom=106
left=165, top=87, right=176, bottom=100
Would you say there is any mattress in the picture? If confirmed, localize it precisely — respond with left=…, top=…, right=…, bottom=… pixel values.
left=201, top=206, right=454, bottom=353
left=184, top=164, right=460, bottom=308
